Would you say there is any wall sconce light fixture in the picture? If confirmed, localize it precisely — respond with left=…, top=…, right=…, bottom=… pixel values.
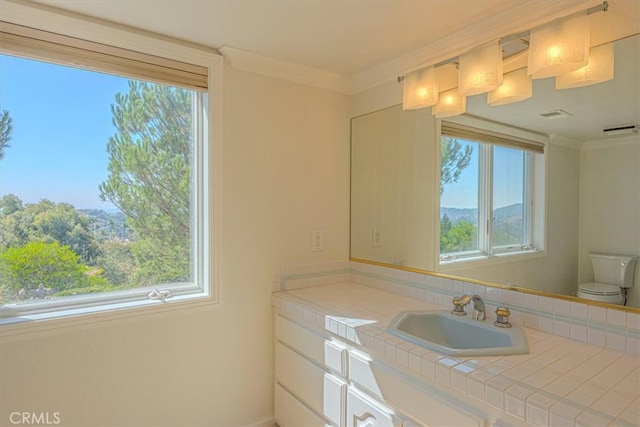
left=399, top=1, right=609, bottom=112
left=487, top=68, right=533, bottom=106
left=458, top=40, right=503, bottom=96
left=555, top=42, right=614, bottom=89
left=402, top=65, right=438, bottom=110
left=432, top=88, right=466, bottom=118
left=527, top=11, right=590, bottom=79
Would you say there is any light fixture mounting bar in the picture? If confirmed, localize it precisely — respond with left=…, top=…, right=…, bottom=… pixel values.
left=587, top=1, right=608, bottom=14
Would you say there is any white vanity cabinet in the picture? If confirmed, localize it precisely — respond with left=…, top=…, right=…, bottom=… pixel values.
left=274, top=313, right=486, bottom=427
left=274, top=314, right=346, bottom=426
left=275, top=342, right=345, bottom=426
left=346, top=387, right=403, bottom=427
left=275, top=382, right=327, bottom=427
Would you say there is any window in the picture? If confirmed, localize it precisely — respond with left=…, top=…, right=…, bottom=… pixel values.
left=0, top=11, right=220, bottom=326
left=439, top=119, right=545, bottom=264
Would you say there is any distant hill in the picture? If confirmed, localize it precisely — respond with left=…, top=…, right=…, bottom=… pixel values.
left=78, top=209, right=131, bottom=241
left=440, top=203, right=523, bottom=224
left=440, top=206, right=477, bottom=224
left=440, top=203, right=526, bottom=246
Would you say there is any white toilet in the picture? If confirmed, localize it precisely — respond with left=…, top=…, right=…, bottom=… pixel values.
left=577, top=253, right=638, bottom=305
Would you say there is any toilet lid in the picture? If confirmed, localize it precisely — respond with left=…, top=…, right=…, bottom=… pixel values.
left=579, top=282, right=622, bottom=296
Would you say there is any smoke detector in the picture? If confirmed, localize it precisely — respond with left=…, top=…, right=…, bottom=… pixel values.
left=603, top=124, right=639, bottom=136
left=539, top=109, right=574, bottom=120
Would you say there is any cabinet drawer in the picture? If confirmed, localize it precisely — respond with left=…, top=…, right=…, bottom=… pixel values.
left=347, top=388, right=402, bottom=427
left=275, top=383, right=327, bottom=427
left=276, top=342, right=345, bottom=426
left=348, top=352, right=485, bottom=427
left=277, top=314, right=347, bottom=376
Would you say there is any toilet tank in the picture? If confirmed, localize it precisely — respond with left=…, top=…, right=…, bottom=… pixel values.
left=589, top=253, right=638, bottom=288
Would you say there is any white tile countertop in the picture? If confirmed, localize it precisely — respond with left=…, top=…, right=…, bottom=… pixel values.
left=272, top=282, right=640, bottom=426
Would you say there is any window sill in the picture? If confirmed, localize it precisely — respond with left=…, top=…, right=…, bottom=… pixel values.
left=0, top=290, right=217, bottom=341
left=437, top=249, right=547, bottom=272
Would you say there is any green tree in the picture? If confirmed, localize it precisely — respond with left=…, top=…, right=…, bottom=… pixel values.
left=440, top=221, right=476, bottom=253
left=0, top=195, right=29, bottom=249
left=0, top=241, right=90, bottom=293
left=96, top=240, right=137, bottom=287
left=440, top=213, right=452, bottom=244
left=0, top=195, right=25, bottom=249
left=99, top=81, right=192, bottom=285
left=441, top=136, right=473, bottom=195
left=0, top=110, right=13, bottom=160
left=0, top=194, right=23, bottom=215
left=25, top=200, right=101, bottom=263
left=0, top=197, right=101, bottom=264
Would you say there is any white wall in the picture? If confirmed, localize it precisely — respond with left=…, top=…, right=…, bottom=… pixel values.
left=351, top=105, right=437, bottom=267
left=0, top=63, right=351, bottom=426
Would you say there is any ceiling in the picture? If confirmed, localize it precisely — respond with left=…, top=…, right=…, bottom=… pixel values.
left=19, top=0, right=640, bottom=141
left=26, top=0, right=537, bottom=76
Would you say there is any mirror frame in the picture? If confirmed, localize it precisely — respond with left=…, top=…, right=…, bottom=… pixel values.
left=350, top=256, right=640, bottom=313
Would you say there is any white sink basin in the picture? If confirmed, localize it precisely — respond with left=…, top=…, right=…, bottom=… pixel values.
left=387, top=310, right=529, bottom=357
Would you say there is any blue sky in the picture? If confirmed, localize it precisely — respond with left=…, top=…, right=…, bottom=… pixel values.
left=441, top=141, right=524, bottom=209
left=0, top=54, right=130, bottom=210
left=441, top=141, right=479, bottom=209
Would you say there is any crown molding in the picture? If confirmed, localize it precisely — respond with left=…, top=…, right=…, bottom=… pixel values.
left=583, top=134, right=640, bottom=149
left=351, top=0, right=603, bottom=94
left=219, top=46, right=352, bottom=95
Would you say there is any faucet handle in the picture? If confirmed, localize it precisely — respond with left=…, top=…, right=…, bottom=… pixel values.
left=494, top=307, right=512, bottom=328
left=451, top=297, right=467, bottom=316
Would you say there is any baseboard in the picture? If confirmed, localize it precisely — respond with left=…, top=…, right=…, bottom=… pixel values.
left=245, top=416, right=275, bottom=427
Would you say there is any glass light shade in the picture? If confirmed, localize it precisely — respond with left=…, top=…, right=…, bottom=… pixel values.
left=402, top=66, right=438, bottom=110
left=528, top=11, right=589, bottom=79
left=432, top=88, right=466, bottom=118
left=487, top=68, right=532, bottom=106
left=555, top=43, right=614, bottom=89
left=458, top=40, right=503, bottom=96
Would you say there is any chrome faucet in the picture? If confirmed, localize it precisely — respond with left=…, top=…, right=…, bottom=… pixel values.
left=451, top=294, right=486, bottom=320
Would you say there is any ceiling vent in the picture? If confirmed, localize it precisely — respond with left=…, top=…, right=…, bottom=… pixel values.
left=539, top=109, right=574, bottom=120
left=603, top=124, right=639, bottom=136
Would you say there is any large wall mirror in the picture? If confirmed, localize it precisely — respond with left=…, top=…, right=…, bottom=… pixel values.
left=351, top=33, right=640, bottom=310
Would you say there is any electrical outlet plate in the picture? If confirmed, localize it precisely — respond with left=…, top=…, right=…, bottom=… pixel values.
left=312, top=230, right=324, bottom=252
left=372, top=227, right=381, bottom=247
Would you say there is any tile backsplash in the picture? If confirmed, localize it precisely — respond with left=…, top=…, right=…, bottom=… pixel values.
left=274, top=260, right=640, bottom=356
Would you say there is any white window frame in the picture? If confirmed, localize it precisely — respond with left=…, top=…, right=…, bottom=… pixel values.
left=0, top=1, right=222, bottom=335
left=437, top=115, right=546, bottom=268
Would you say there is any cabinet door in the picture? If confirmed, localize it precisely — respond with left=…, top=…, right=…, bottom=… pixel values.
left=347, top=388, right=402, bottom=427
